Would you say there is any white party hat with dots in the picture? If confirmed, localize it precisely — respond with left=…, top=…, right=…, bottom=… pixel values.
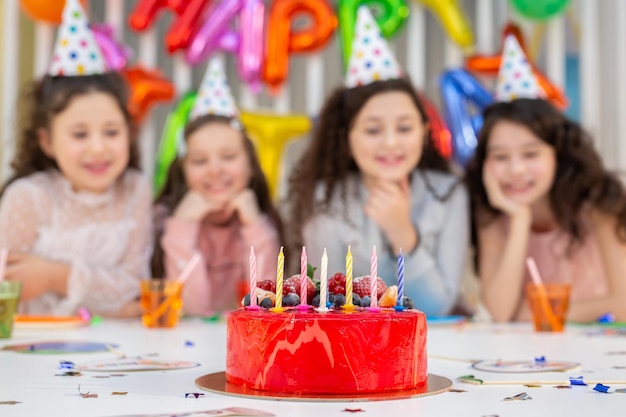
left=190, top=56, right=239, bottom=120
left=494, top=35, right=544, bottom=101
left=48, top=0, right=106, bottom=76
left=345, top=6, right=403, bottom=88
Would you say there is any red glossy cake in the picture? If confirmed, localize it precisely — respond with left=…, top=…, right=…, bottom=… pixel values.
left=226, top=308, right=427, bottom=394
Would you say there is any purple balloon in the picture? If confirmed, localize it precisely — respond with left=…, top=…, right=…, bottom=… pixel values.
left=238, top=0, right=264, bottom=86
left=91, top=23, right=133, bottom=71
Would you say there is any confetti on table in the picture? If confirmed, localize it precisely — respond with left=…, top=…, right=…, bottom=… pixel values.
left=56, top=371, right=82, bottom=376
left=554, top=385, right=572, bottom=389
left=111, top=392, right=128, bottom=395
left=110, top=374, right=127, bottom=377
left=534, top=356, right=546, bottom=365
left=524, top=384, right=542, bottom=388
left=185, top=340, right=194, bottom=347
left=449, top=388, right=468, bottom=393
left=185, top=393, right=205, bottom=398
left=78, top=384, right=98, bottom=398
left=457, top=374, right=484, bottom=384
left=0, top=401, right=21, bottom=405
left=593, top=383, right=610, bottom=393
left=59, top=360, right=75, bottom=369
left=503, top=392, right=532, bottom=401
left=570, top=376, right=588, bottom=386
left=342, top=408, right=364, bottom=413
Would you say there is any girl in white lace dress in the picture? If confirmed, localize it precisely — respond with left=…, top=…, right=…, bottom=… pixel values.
left=0, top=72, right=152, bottom=317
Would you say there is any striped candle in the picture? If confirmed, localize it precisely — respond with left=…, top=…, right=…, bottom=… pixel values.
left=370, top=246, right=378, bottom=307
left=300, top=246, right=307, bottom=305
left=320, top=248, right=328, bottom=309
left=249, top=246, right=257, bottom=306
left=345, top=246, right=353, bottom=306
left=275, top=246, right=285, bottom=308
left=397, top=249, right=404, bottom=306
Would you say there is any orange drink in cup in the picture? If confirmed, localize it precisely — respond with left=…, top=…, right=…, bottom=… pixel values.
left=526, top=282, right=571, bottom=332
left=140, top=279, right=183, bottom=328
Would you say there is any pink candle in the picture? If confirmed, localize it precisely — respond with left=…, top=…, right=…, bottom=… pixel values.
left=249, top=246, right=257, bottom=306
left=370, top=246, right=378, bottom=307
left=300, top=246, right=307, bottom=305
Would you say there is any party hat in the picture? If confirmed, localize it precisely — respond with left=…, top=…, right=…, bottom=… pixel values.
left=345, top=6, right=403, bottom=88
left=48, top=0, right=106, bottom=76
left=494, top=35, right=543, bottom=101
left=190, top=56, right=239, bottom=120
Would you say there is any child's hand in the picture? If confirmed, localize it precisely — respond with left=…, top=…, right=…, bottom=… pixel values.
left=483, top=161, right=530, bottom=218
left=5, top=252, right=69, bottom=300
left=230, top=189, right=261, bottom=226
left=173, top=190, right=222, bottom=221
left=365, top=178, right=418, bottom=253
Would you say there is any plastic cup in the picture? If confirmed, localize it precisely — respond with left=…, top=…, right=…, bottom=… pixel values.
left=140, top=279, right=183, bottom=328
left=526, top=282, right=571, bottom=332
left=0, top=281, right=22, bottom=338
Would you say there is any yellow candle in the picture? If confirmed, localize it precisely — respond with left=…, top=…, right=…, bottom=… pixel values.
left=275, top=247, right=284, bottom=308
left=345, top=245, right=353, bottom=306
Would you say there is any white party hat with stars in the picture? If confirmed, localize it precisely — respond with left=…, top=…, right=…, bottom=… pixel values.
left=190, top=56, right=239, bottom=120
left=494, top=35, right=543, bottom=101
left=48, top=0, right=106, bottom=76
left=345, top=6, right=403, bottom=88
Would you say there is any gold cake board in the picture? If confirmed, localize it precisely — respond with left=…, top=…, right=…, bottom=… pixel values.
left=195, top=372, right=452, bottom=402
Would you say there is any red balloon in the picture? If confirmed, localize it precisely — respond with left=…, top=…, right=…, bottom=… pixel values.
left=123, top=66, right=176, bottom=122
left=129, top=0, right=186, bottom=31
left=263, top=0, right=337, bottom=89
left=465, top=23, right=568, bottom=109
left=166, top=0, right=211, bottom=53
left=19, top=0, right=87, bottom=24
left=420, top=93, right=452, bottom=159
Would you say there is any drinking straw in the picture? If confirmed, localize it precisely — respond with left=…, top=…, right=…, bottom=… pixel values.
left=177, top=253, right=201, bottom=283
left=0, top=248, right=8, bottom=282
left=525, top=257, right=561, bottom=330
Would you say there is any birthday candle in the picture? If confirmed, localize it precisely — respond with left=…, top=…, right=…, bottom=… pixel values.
left=397, top=248, right=404, bottom=306
left=345, top=246, right=353, bottom=306
left=370, top=246, right=378, bottom=307
left=300, top=246, right=307, bottom=305
left=320, top=248, right=328, bottom=309
left=250, top=246, right=257, bottom=306
left=275, top=247, right=285, bottom=308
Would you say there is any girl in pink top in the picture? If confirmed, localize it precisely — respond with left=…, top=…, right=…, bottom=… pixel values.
left=466, top=98, right=626, bottom=323
left=152, top=59, right=282, bottom=316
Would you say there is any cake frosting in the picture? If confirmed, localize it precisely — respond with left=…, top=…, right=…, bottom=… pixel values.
left=226, top=308, right=427, bottom=394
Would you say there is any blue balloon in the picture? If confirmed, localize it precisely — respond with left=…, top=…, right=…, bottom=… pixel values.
left=439, top=69, right=493, bottom=166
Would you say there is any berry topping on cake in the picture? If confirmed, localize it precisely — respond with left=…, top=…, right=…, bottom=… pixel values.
left=257, top=279, right=276, bottom=293
left=328, top=272, right=346, bottom=295
left=283, top=275, right=316, bottom=303
left=282, top=293, right=300, bottom=307
left=260, top=298, right=273, bottom=309
left=402, top=296, right=415, bottom=310
left=353, top=275, right=387, bottom=299
left=333, top=294, right=346, bottom=308
left=379, top=285, right=398, bottom=308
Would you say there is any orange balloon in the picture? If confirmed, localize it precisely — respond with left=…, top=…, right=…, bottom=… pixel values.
left=263, top=0, right=337, bottom=89
left=123, top=66, right=176, bottom=123
left=19, top=0, right=88, bottom=24
left=465, top=22, right=568, bottom=110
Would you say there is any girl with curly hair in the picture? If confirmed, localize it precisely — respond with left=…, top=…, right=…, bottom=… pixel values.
left=287, top=7, right=469, bottom=316
left=465, top=98, right=626, bottom=322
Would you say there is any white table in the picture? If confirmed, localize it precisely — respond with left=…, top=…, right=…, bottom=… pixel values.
left=1, top=318, right=625, bottom=417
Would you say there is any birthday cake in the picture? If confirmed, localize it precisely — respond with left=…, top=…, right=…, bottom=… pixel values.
left=225, top=275, right=428, bottom=395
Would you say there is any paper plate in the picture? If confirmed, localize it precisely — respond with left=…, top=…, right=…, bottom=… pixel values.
left=78, top=358, right=201, bottom=372
left=195, top=372, right=452, bottom=402
left=14, top=315, right=87, bottom=330
left=472, top=359, right=581, bottom=373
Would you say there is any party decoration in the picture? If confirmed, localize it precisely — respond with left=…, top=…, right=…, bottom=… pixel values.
left=299, top=247, right=308, bottom=307
left=129, top=0, right=210, bottom=54
left=263, top=0, right=337, bottom=89
left=396, top=249, right=404, bottom=306
left=345, top=246, right=354, bottom=308
left=419, top=93, right=452, bottom=159
left=495, top=35, right=542, bottom=101
left=239, top=111, right=312, bottom=197
left=439, top=69, right=494, bottom=166
left=190, top=56, right=239, bottom=120
left=249, top=247, right=258, bottom=307
left=345, top=6, right=403, bottom=88
left=19, top=0, right=87, bottom=24
left=417, top=0, right=474, bottom=50
left=339, top=0, right=409, bottom=65
left=503, top=392, right=532, bottom=401
left=91, top=24, right=133, bottom=71
left=569, top=376, right=587, bottom=386
left=48, top=0, right=106, bottom=76
left=465, top=23, right=567, bottom=109
left=154, top=92, right=196, bottom=193
left=593, top=383, right=610, bottom=393
left=123, top=66, right=176, bottom=122
left=186, top=0, right=265, bottom=90
left=509, top=0, right=571, bottom=21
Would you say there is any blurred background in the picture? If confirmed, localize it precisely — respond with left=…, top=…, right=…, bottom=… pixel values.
left=1, top=0, right=624, bottom=199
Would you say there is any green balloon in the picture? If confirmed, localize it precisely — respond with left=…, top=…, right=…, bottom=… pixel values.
left=509, top=0, right=571, bottom=21
left=153, top=92, right=196, bottom=195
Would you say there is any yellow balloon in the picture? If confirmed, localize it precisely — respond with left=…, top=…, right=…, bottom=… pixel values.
left=417, top=0, right=474, bottom=50
left=240, top=111, right=312, bottom=199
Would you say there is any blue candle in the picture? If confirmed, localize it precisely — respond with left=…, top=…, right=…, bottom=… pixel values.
left=397, top=249, right=404, bottom=306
